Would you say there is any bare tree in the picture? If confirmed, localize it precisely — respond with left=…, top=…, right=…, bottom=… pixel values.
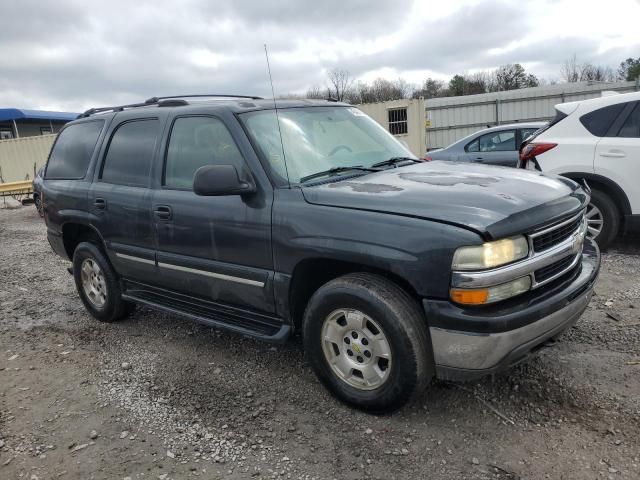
left=579, top=64, right=615, bottom=82
left=561, top=54, right=581, bottom=82
left=464, top=72, right=488, bottom=94
left=326, top=69, right=353, bottom=102
left=348, top=78, right=412, bottom=103
left=305, top=85, right=326, bottom=99
left=562, top=55, right=615, bottom=83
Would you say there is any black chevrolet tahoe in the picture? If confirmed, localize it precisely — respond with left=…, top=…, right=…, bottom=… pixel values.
left=41, top=95, right=600, bottom=412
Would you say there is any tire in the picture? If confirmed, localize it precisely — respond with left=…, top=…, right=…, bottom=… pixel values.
left=302, top=273, right=434, bottom=413
left=34, top=194, right=44, bottom=217
left=72, top=242, right=134, bottom=322
left=587, top=189, right=619, bottom=250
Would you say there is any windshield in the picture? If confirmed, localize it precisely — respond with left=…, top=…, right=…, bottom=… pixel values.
left=240, top=106, right=416, bottom=184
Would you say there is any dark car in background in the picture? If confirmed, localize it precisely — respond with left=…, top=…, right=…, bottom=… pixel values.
left=426, top=122, right=545, bottom=167
left=40, top=96, right=598, bottom=412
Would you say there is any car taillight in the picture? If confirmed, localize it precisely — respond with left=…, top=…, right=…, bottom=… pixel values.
left=518, top=142, right=557, bottom=169
left=421, top=155, right=433, bottom=162
left=519, top=142, right=557, bottom=162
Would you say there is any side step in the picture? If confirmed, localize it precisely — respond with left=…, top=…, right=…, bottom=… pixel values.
left=121, top=280, right=291, bottom=343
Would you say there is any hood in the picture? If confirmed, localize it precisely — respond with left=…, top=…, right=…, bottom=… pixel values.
left=301, top=161, right=588, bottom=240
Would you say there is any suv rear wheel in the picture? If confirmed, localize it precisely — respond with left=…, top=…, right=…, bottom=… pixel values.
left=72, top=242, right=134, bottom=322
left=303, top=273, right=433, bottom=413
left=587, top=189, right=619, bottom=250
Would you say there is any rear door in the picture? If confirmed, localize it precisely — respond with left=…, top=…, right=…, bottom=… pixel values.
left=88, top=113, right=166, bottom=280
left=594, top=101, right=640, bottom=214
left=150, top=112, right=275, bottom=314
left=461, top=129, right=518, bottom=167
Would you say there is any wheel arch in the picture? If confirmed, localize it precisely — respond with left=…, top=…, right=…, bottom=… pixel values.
left=61, top=221, right=107, bottom=260
left=287, top=257, right=422, bottom=332
left=561, top=172, right=631, bottom=217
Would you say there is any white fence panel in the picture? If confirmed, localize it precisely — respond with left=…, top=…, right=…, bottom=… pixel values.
left=0, top=134, right=56, bottom=183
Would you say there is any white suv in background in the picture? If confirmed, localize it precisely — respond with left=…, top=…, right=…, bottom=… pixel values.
left=519, top=91, right=640, bottom=249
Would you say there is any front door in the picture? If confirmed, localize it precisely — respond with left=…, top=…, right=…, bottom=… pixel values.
left=151, top=114, right=275, bottom=314
left=594, top=101, right=640, bottom=214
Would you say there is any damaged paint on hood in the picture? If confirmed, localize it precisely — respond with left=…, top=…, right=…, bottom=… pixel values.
left=301, top=161, right=588, bottom=240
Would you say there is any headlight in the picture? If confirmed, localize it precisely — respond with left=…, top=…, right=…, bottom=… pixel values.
left=450, top=276, right=532, bottom=305
left=452, top=235, right=529, bottom=271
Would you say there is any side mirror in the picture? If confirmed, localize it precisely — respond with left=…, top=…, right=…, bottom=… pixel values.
left=193, top=165, right=256, bottom=197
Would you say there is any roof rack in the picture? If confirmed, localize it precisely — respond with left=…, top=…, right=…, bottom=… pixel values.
left=77, top=94, right=264, bottom=118
left=145, top=94, right=264, bottom=103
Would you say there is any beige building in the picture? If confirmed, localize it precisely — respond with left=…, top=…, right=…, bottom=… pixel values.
left=356, top=98, right=427, bottom=157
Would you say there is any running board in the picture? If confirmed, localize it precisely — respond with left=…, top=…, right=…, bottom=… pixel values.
left=121, top=280, right=290, bottom=343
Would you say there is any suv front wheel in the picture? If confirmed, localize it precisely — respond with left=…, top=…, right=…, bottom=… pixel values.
left=72, top=242, right=134, bottom=322
left=303, top=273, right=434, bottom=413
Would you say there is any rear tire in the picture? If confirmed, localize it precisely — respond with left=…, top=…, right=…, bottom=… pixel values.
left=72, top=242, right=134, bottom=322
left=587, top=189, right=619, bottom=250
left=303, top=273, right=434, bottom=413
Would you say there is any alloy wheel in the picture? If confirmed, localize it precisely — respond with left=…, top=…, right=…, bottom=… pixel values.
left=321, top=308, right=392, bottom=390
left=80, top=258, right=107, bottom=308
left=585, top=202, right=604, bottom=239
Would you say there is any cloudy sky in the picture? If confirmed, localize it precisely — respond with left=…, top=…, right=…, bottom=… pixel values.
left=1, top=0, right=639, bottom=112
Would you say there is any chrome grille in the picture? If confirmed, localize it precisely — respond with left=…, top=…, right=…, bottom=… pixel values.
left=530, top=212, right=584, bottom=253
left=534, top=255, right=577, bottom=283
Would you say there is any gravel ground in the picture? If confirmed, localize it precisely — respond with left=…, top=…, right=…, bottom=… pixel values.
left=1, top=206, right=639, bottom=480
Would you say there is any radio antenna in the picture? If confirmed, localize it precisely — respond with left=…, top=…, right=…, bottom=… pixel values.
left=263, top=44, right=290, bottom=186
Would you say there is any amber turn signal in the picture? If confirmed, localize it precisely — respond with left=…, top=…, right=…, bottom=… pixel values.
left=450, top=288, right=489, bottom=305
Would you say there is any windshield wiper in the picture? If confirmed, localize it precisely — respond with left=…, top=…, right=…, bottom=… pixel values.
left=299, top=166, right=379, bottom=184
left=371, top=157, right=421, bottom=168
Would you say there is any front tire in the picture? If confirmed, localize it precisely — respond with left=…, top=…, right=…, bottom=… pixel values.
left=72, top=242, right=134, bottom=322
left=34, top=194, right=44, bottom=217
left=587, top=189, right=619, bottom=250
left=303, top=273, right=434, bottom=413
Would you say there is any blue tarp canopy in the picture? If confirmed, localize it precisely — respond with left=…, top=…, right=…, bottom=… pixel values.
left=0, top=108, right=78, bottom=122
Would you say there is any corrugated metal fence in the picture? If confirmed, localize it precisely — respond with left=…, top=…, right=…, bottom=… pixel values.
left=425, top=80, right=639, bottom=149
left=0, top=134, right=55, bottom=183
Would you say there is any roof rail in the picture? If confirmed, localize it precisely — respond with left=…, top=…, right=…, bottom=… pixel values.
left=77, top=98, right=159, bottom=118
left=77, top=94, right=263, bottom=118
left=145, top=94, right=264, bottom=103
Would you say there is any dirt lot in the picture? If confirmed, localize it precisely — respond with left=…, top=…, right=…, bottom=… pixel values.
left=0, top=206, right=639, bottom=480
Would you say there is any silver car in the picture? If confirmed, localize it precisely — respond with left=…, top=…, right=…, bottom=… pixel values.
left=427, top=122, right=546, bottom=168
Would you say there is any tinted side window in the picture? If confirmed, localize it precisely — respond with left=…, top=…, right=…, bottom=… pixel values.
left=478, top=130, right=515, bottom=152
left=101, top=119, right=159, bottom=187
left=45, top=121, right=104, bottom=179
left=579, top=104, right=625, bottom=137
left=164, top=116, right=245, bottom=190
left=617, top=104, right=640, bottom=138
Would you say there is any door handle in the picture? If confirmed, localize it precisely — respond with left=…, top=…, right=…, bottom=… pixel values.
left=94, top=198, right=106, bottom=210
left=600, top=151, right=625, bottom=158
left=154, top=205, right=172, bottom=220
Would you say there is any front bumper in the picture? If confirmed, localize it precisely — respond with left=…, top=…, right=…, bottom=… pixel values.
left=424, top=237, right=600, bottom=381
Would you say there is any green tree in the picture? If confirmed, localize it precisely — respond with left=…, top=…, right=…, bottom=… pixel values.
left=618, top=57, right=640, bottom=81
left=448, top=75, right=465, bottom=96
left=494, top=64, right=539, bottom=91
left=412, top=78, right=445, bottom=99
